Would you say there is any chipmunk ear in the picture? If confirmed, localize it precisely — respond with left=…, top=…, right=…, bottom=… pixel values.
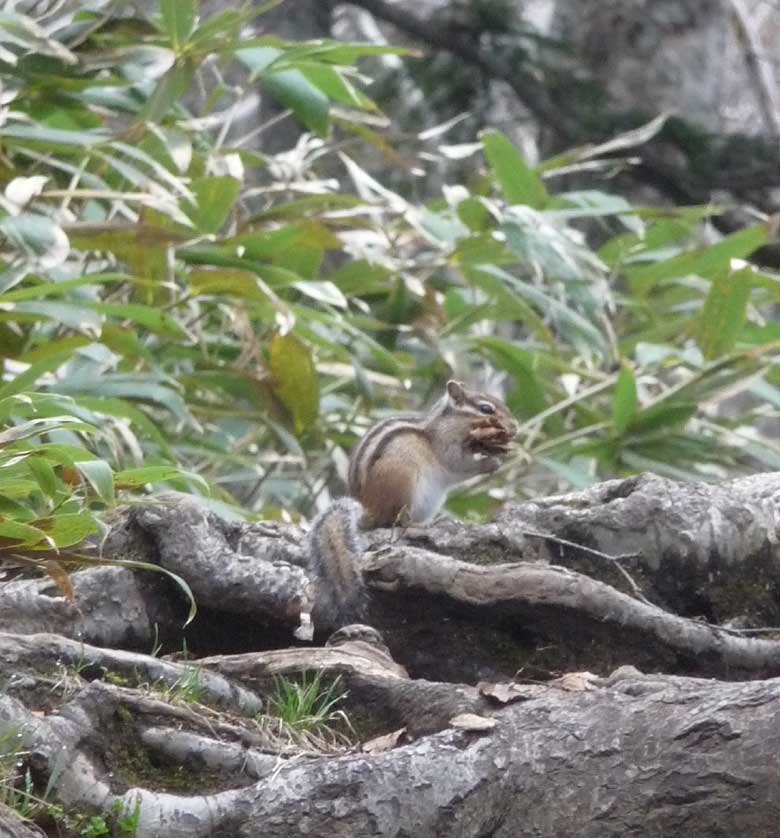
left=446, top=380, right=466, bottom=405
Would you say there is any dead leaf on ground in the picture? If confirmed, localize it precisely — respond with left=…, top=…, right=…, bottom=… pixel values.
left=551, top=671, right=600, bottom=692
left=449, top=713, right=497, bottom=731
left=478, top=681, right=547, bottom=704
left=362, top=728, right=406, bottom=753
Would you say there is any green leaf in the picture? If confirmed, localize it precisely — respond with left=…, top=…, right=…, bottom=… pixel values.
left=189, top=269, right=270, bottom=302
left=612, top=365, right=638, bottom=434
left=444, top=490, right=502, bottom=522
left=467, top=264, right=607, bottom=356
left=0, top=124, right=108, bottom=149
left=74, top=459, right=115, bottom=504
left=0, top=479, right=39, bottom=500
left=91, top=303, right=188, bottom=337
left=629, top=402, right=697, bottom=434
left=628, top=225, right=769, bottom=292
left=76, top=396, right=172, bottom=457
left=0, top=272, right=127, bottom=304
left=0, top=352, right=72, bottom=400
left=696, top=268, right=751, bottom=359
left=33, top=512, right=98, bottom=548
left=0, top=416, right=97, bottom=446
left=189, top=8, right=244, bottom=49
left=115, top=465, right=209, bottom=492
left=161, top=0, right=196, bottom=50
left=236, top=44, right=278, bottom=75
left=11, top=301, right=102, bottom=333
left=187, top=177, right=241, bottom=234
left=139, top=57, right=198, bottom=124
left=469, top=336, right=547, bottom=420
left=300, top=64, right=375, bottom=110
left=481, top=130, right=548, bottom=209
left=457, top=197, right=491, bottom=232
left=0, top=520, right=49, bottom=547
left=264, top=70, right=329, bottom=135
left=268, top=332, right=319, bottom=435
left=28, top=443, right=99, bottom=466
left=237, top=43, right=331, bottom=133
left=15, top=336, right=92, bottom=365
left=0, top=10, right=78, bottom=64
left=461, top=266, right=554, bottom=345
left=55, top=376, right=189, bottom=421
left=26, top=456, right=57, bottom=496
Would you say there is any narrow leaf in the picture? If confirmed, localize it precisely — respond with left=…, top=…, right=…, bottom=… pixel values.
left=628, top=225, right=768, bottom=291
left=268, top=332, right=319, bottom=435
left=481, top=130, right=548, bottom=209
left=34, top=512, right=99, bottom=549
left=115, top=465, right=209, bottom=492
left=139, top=58, right=197, bottom=124
left=264, top=70, right=329, bottom=135
left=612, top=365, right=639, bottom=434
left=187, top=177, right=241, bottom=234
left=74, top=460, right=115, bottom=504
left=161, top=0, right=196, bottom=50
left=696, top=268, right=751, bottom=359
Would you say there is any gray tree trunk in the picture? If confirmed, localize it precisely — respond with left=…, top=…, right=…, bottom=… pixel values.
left=551, top=0, right=780, bottom=135
left=2, top=472, right=780, bottom=836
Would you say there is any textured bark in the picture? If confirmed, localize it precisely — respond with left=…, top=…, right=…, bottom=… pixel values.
left=6, top=474, right=780, bottom=677
left=0, top=633, right=263, bottom=716
left=0, top=807, right=43, bottom=838
left=199, top=632, right=484, bottom=737
left=0, top=566, right=176, bottom=647
left=231, top=671, right=780, bottom=838
left=3, top=662, right=780, bottom=838
left=497, top=471, right=780, bottom=623
left=123, top=501, right=309, bottom=628
left=551, top=0, right=774, bottom=135
left=3, top=473, right=780, bottom=836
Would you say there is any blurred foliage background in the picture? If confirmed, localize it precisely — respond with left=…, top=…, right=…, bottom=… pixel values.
left=0, top=0, right=778, bottom=570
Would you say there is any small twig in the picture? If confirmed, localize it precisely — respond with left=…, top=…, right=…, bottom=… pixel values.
left=715, top=625, right=780, bottom=636
left=521, top=529, right=640, bottom=564
left=521, top=528, right=653, bottom=606
left=728, top=0, right=780, bottom=137
left=522, top=529, right=780, bottom=637
left=235, top=109, right=294, bottom=149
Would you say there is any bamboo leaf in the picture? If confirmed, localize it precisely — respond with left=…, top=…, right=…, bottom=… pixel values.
left=268, top=332, right=319, bottom=435
left=74, top=460, right=115, bottom=504
left=481, top=130, right=548, bottom=209
left=161, top=0, right=197, bottom=50
left=696, top=268, right=751, bottom=359
left=187, top=177, right=242, bottom=234
left=612, top=365, right=639, bottom=434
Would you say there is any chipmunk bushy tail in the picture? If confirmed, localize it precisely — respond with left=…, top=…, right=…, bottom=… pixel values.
left=307, top=497, right=367, bottom=632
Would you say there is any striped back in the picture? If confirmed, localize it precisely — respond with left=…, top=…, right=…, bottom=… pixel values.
left=348, top=413, right=422, bottom=496
left=347, top=380, right=514, bottom=497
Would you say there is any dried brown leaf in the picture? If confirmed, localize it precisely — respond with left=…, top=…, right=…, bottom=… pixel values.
left=478, top=681, right=547, bottom=704
left=362, top=728, right=406, bottom=753
left=41, top=559, right=75, bottom=602
left=551, top=671, right=600, bottom=692
left=449, top=713, right=496, bottom=731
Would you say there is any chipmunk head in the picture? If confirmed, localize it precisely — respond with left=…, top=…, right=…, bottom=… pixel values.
left=445, top=379, right=517, bottom=434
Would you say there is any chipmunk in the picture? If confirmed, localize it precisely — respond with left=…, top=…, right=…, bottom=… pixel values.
left=306, top=380, right=517, bottom=632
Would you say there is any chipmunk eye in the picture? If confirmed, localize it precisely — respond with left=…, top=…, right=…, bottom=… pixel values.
left=477, top=402, right=496, bottom=415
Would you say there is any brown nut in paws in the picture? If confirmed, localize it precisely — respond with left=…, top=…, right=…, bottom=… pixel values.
left=466, top=418, right=514, bottom=456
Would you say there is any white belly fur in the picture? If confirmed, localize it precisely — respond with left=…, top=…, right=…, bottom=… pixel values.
left=409, top=465, right=457, bottom=522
